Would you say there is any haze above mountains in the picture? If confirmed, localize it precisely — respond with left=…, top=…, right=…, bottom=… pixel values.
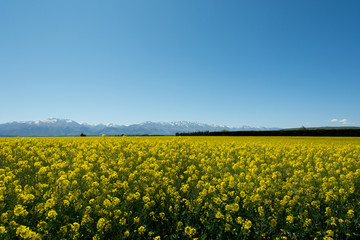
left=0, top=118, right=279, bottom=137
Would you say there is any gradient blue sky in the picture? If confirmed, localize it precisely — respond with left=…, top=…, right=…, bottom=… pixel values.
left=1, top=0, right=359, bottom=128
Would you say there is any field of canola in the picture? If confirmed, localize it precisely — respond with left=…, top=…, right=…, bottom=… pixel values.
left=1, top=136, right=360, bottom=240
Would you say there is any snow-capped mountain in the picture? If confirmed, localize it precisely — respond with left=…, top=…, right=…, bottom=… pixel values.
left=0, top=118, right=279, bottom=137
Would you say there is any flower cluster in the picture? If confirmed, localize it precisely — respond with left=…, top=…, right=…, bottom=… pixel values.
left=0, top=136, right=359, bottom=239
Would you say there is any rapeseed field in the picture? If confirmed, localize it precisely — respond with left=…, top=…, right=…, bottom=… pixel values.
left=0, top=136, right=360, bottom=239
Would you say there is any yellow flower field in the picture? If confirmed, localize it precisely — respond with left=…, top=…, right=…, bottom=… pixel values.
left=0, top=136, right=360, bottom=239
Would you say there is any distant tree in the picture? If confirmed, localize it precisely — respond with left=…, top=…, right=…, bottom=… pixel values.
left=300, top=126, right=307, bottom=131
left=80, top=133, right=86, bottom=137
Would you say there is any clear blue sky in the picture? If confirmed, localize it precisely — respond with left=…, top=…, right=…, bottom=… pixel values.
left=1, top=0, right=359, bottom=128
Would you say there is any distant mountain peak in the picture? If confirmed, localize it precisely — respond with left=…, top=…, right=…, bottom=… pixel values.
left=0, top=118, right=279, bottom=137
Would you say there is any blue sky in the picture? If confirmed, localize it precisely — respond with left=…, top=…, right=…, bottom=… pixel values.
left=1, top=0, right=359, bottom=128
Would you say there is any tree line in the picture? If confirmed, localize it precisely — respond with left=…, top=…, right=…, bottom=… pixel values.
left=176, top=128, right=360, bottom=137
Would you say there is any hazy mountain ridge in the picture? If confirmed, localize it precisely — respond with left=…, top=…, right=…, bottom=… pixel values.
left=0, top=118, right=279, bottom=137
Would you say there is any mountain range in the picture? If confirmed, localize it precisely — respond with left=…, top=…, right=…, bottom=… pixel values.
left=0, top=118, right=280, bottom=137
